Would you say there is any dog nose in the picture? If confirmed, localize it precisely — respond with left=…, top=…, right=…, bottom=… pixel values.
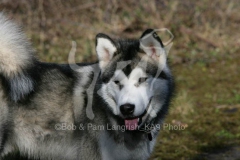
left=120, top=104, right=135, bottom=116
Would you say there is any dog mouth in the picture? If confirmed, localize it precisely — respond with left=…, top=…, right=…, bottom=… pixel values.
left=124, top=117, right=142, bottom=130
left=123, top=98, right=153, bottom=131
left=124, top=118, right=138, bottom=130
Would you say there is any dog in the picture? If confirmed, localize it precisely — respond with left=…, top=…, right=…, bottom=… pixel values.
left=0, top=13, right=174, bottom=160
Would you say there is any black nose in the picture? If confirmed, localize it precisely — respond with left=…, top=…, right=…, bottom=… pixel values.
left=120, top=104, right=135, bottom=116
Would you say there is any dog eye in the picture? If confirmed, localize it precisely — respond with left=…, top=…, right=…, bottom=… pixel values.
left=114, top=80, right=120, bottom=85
left=138, top=77, right=148, bottom=84
left=114, top=80, right=123, bottom=89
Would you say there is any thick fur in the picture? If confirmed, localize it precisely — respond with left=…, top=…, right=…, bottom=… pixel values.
left=0, top=13, right=36, bottom=102
left=0, top=14, right=174, bottom=160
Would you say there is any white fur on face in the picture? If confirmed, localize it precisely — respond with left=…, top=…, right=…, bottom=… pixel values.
left=100, top=66, right=169, bottom=118
left=113, top=68, right=154, bottom=117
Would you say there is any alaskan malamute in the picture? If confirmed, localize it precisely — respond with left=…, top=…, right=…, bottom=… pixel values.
left=0, top=13, right=174, bottom=160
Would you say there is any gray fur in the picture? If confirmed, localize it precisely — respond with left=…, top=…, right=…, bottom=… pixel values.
left=9, top=73, right=34, bottom=102
left=0, top=81, right=9, bottom=154
left=0, top=13, right=35, bottom=102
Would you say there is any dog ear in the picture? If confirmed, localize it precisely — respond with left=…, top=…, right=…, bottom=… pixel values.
left=96, top=33, right=117, bottom=70
left=139, top=29, right=167, bottom=65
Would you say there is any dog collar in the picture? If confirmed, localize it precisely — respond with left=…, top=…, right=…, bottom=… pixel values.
left=138, top=118, right=155, bottom=141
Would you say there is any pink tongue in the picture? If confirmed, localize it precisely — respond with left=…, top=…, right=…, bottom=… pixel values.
left=125, top=118, right=138, bottom=130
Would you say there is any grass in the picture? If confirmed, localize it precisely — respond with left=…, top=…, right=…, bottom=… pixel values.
left=1, top=0, right=240, bottom=159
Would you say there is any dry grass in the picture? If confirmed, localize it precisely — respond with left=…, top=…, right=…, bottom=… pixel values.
left=1, top=0, right=240, bottom=159
left=171, top=90, right=194, bottom=118
left=1, top=0, right=240, bottom=63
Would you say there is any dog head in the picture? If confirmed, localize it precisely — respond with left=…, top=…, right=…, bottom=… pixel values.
left=96, top=29, right=173, bottom=130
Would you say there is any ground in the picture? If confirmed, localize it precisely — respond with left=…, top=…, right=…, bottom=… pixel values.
left=0, top=0, right=240, bottom=159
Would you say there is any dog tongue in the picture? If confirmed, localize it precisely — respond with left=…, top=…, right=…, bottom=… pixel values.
left=125, top=118, right=138, bottom=130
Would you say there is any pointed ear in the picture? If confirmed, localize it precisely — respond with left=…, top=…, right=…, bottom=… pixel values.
left=139, top=29, right=167, bottom=65
left=96, top=33, right=117, bottom=70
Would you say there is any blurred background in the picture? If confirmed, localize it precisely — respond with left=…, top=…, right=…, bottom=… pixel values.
left=0, top=0, right=240, bottom=159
